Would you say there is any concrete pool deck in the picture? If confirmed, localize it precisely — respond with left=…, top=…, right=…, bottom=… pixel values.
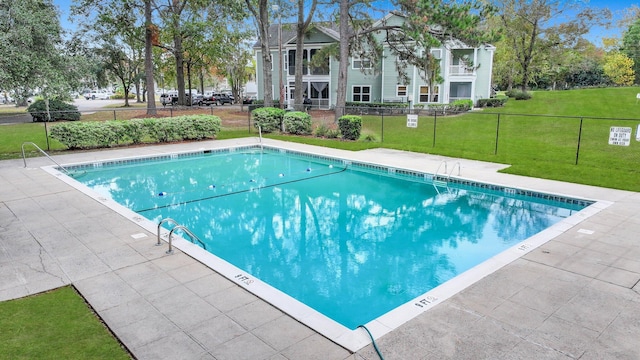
left=1, top=138, right=639, bottom=359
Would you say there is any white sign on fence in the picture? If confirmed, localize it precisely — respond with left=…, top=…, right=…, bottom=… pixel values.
left=406, top=114, right=418, bottom=128
left=608, top=126, right=632, bottom=146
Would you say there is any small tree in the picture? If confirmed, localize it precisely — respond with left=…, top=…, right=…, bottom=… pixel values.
left=603, top=52, right=635, bottom=86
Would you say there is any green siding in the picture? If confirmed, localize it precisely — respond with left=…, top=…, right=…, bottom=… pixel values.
left=255, top=13, right=495, bottom=106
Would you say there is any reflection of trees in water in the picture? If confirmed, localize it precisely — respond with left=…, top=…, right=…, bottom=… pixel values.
left=79, top=153, right=570, bottom=328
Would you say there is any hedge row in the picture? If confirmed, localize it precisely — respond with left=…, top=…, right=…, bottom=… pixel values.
left=49, top=115, right=221, bottom=149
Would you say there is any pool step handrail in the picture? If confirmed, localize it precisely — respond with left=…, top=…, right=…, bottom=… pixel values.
left=432, top=160, right=448, bottom=193
left=157, top=218, right=207, bottom=254
left=157, top=218, right=179, bottom=246
left=447, top=162, right=461, bottom=179
left=21, top=142, right=70, bottom=174
left=434, top=160, right=447, bottom=179
left=167, top=225, right=206, bottom=254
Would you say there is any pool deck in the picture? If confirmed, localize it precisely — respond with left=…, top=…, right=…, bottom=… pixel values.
left=1, top=138, right=639, bottom=360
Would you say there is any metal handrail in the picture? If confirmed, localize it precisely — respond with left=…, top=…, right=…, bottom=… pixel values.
left=157, top=218, right=179, bottom=246
left=167, top=225, right=206, bottom=254
left=448, top=162, right=461, bottom=179
left=21, top=142, right=69, bottom=174
left=434, top=160, right=447, bottom=181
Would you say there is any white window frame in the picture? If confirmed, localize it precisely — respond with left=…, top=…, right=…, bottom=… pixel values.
left=396, top=85, right=407, bottom=97
left=352, top=85, right=371, bottom=102
left=283, top=51, right=287, bottom=71
left=430, top=49, right=442, bottom=60
left=418, top=85, right=439, bottom=103
left=352, top=57, right=372, bottom=70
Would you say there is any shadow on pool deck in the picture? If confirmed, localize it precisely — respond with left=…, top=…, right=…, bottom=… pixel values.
left=1, top=138, right=639, bottom=359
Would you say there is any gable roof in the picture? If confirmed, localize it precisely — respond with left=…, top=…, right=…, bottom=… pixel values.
left=253, top=22, right=341, bottom=49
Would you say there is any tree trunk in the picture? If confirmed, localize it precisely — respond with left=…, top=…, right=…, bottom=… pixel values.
left=254, top=0, right=273, bottom=107
left=294, top=13, right=304, bottom=111
left=174, top=28, right=186, bottom=105
left=335, top=0, right=350, bottom=120
left=144, top=0, right=156, bottom=115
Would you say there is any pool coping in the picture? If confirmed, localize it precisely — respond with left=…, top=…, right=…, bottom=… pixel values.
left=42, top=141, right=612, bottom=352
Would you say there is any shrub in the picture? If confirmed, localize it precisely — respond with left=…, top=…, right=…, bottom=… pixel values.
left=505, top=89, right=532, bottom=100
left=27, top=99, right=81, bottom=122
left=338, top=115, right=362, bottom=140
left=477, top=98, right=508, bottom=108
left=450, top=99, right=473, bottom=111
left=49, top=115, right=221, bottom=149
left=252, top=107, right=285, bottom=133
left=314, top=123, right=341, bottom=138
left=283, top=111, right=312, bottom=135
left=514, top=91, right=532, bottom=100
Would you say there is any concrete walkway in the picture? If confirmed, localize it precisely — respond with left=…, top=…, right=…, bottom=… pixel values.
left=1, top=138, right=639, bottom=359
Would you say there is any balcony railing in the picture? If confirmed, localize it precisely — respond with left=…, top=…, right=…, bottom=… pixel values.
left=449, top=65, right=474, bottom=75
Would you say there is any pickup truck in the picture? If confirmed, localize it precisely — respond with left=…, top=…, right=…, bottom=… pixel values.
left=202, top=93, right=233, bottom=106
left=160, top=93, right=202, bottom=106
left=84, top=89, right=112, bottom=100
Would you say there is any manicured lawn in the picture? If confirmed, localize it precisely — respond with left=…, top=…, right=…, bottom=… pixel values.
left=0, top=286, right=131, bottom=359
left=0, top=123, right=66, bottom=160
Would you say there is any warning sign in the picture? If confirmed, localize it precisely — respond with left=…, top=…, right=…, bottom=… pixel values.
left=406, top=114, right=418, bottom=128
left=608, top=127, right=631, bottom=146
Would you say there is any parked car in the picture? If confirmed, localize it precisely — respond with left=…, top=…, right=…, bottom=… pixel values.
left=242, top=95, right=256, bottom=104
left=189, top=93, right=204, bottom=106
left=160, top=92, right=203, bottom=106
left=160, top=93, right=177, bottom=106
left=203, top=92, right=233, bottom=106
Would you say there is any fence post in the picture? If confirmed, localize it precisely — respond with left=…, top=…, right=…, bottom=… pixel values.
left=248, top=106, right=251, bottom=133
left=113, top=110, right=116, bottom=121
left=575, top=117, right=583, bottom=165
left=432, top=111, right=437, bottom=147
left=381, top=108, right=384, bottom=142
left=170, top=107, right=173, bottom=118
left=494, top=113, right=501, bottom=155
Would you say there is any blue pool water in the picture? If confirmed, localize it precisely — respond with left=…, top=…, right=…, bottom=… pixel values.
left=70, top=147, right=590, bottom=329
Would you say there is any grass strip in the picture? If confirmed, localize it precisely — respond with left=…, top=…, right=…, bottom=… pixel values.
left=0, top=286, right=131, bottom=360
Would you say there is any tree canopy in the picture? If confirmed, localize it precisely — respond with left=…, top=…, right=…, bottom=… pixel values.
left=0, top=0, right=80, bottom=105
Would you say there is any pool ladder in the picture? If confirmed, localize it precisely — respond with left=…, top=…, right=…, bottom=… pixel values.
left=157, top=218, right=206, bottom=254
left=432, top=161, right=461, bottom=193
left=21, top=142, right=70, bottom=174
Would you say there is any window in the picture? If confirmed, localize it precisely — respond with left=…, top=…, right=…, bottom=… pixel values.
left=396, top=85, right=407, bottom=97
left=419, top=85, right=439, bottom=103
left=352, top=57, right=372, bottom=69
left=283, top=51, right=287, bottom=72
left=430, top=49, right=442, bottom=60
left=310, top=49, right=329, bottom=75
left=352, top=86, right=371, bottom=102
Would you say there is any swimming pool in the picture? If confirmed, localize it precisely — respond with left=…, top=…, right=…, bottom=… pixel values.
left=53, top=143, right=599, bottom=350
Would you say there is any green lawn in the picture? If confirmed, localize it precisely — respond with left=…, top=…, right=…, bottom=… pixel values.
left=0, top=287, right=131, bottom=359
left=269, top=87, right=640, bottom=191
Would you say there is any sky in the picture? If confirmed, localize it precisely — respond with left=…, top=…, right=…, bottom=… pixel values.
left=53, top=0, right=637, bottom=46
